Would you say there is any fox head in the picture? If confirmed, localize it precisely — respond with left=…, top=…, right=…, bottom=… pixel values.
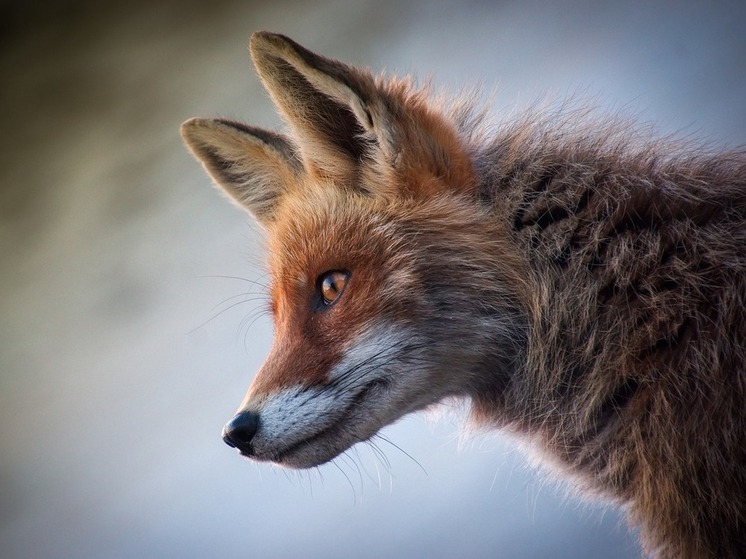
left=181, top=32, right=527, bottom=468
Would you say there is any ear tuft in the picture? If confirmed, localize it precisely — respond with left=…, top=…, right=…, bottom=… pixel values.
left=249, top=32, right=375, bottom=132
left=247, top=32, right=476, bottom=198
left=180, top=117, right=301, bottom=225
left=184, top=33, right=477, bottom=207
left=249, top=32, right=382, bottom=181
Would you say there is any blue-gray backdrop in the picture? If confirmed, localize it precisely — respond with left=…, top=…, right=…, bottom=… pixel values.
left=2, top=1, right=744, bottom=557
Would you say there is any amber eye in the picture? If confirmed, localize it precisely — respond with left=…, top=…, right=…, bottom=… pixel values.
left=319, top=270, right=349, bottom=306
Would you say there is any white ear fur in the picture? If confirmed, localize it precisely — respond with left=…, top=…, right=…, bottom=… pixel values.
left=276, top=52, right=375, bottom=132
left=180, top=117, right=301, bottom=225
left=248, top=32, right=475, bottom=197
left=249, top=32, right=392, bottom=182
left=183, top=33, right=476, bottom=209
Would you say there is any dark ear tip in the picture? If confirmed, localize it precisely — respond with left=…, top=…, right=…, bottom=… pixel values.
left=250, top=30, right=278, bottom=44
left=181, top=117, right=212, bottom=132
left=179, top=117, right=212, bottom=146
left=180, top=118, right=198, bottom=144
left=250, top=31, right=289, bottom=55
left=180, top=116, right=199, bottom=133
left=249, top=31, right=312, bottom=66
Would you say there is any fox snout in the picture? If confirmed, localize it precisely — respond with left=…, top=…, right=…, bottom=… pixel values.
left=222, top=410, right=259, bottom=455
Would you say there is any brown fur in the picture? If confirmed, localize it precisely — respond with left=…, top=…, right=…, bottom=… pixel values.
left=182, top=32, right=746, bottom=558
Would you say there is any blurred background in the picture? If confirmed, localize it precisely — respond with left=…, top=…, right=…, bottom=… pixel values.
left=2, top=1, right=744, bottom=557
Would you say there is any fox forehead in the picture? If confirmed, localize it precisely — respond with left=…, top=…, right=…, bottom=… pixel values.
left=267, top=184, right=401, bottom=278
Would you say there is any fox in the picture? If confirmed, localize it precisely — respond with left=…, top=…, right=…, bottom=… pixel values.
left=181, top=32, right=746, bottom=558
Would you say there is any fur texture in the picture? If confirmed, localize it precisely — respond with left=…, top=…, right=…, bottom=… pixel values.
left=181, top=32, right=746, bottom=558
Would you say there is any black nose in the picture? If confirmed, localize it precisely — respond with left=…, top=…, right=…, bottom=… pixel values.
left=222, top=410, right=259, bottom=454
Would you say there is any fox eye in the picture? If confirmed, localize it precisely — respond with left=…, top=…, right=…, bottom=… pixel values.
left=319, top=270, right=349, bottom=306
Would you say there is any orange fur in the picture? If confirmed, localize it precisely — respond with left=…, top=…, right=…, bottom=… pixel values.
left=182, top=32, right=746, bottom=558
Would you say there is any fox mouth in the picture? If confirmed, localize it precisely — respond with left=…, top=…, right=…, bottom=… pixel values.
left=266, top=378, right=391, bottom=468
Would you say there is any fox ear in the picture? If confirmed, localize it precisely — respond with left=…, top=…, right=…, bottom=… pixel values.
left=180, top=118, right=301, bottom=225
left=249, top=32, right=475, bottom=197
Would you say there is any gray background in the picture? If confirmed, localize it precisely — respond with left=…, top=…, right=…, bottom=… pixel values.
left=2, top=1, right=744, bottom=558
